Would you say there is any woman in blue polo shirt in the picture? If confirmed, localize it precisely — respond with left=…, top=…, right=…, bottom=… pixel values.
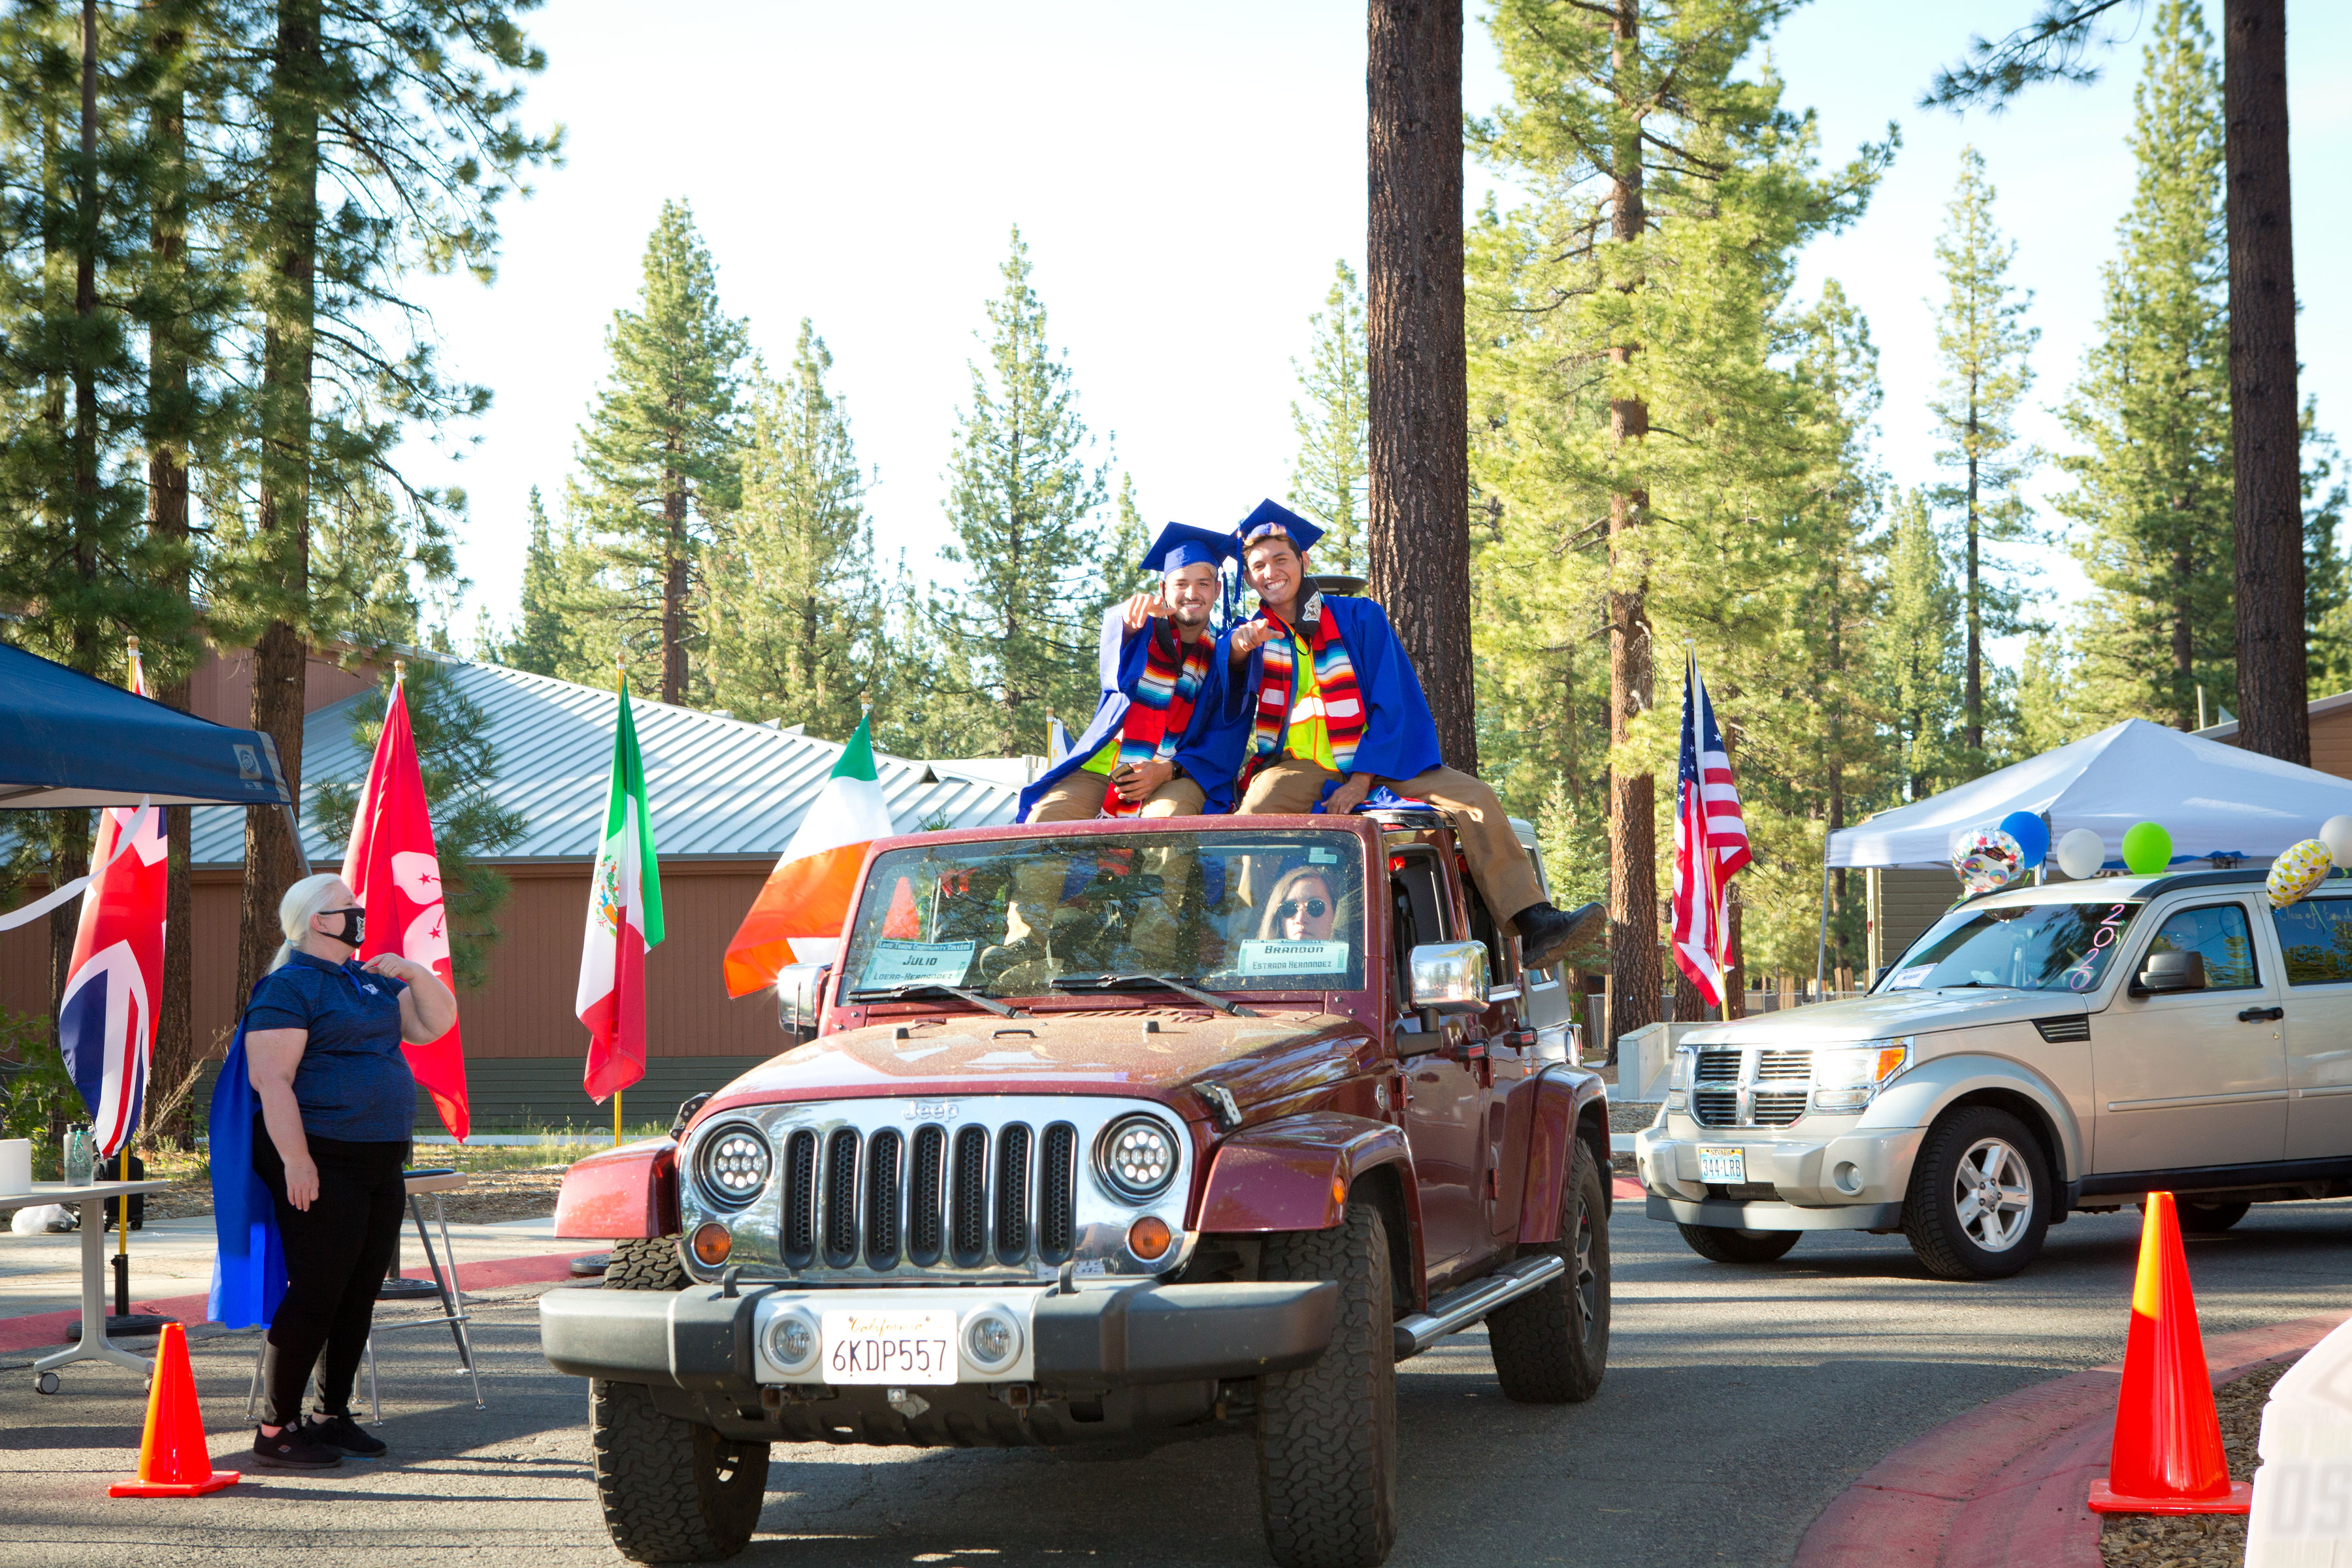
left=244, top=872, right=455, bottom=1471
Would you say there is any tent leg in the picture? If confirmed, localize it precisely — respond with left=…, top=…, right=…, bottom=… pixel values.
left=280, top=800, right=313, bottom=877
left=1816, top=858, right=1831, bottom=999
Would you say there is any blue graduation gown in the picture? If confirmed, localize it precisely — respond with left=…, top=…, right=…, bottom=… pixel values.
left=1225, top=595, right=1444, bottom=796
left=1017, top=607, right=1249, bottom=819
left=207, top=985, right=286, bottom=1330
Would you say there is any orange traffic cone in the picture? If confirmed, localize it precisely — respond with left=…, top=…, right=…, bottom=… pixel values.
left=2087, top=1191, right=2253, bottom=1514
left=108, top=1322, right=238, bottom=1497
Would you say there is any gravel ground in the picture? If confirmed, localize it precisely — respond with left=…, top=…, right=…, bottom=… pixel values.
left=2097, top=1356, right=2294, bottom=1568
left=107, top=1169, right=563, bottom=1227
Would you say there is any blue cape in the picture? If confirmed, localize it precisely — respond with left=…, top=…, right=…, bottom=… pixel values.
left=1224, top=595, right=1444, bottom=797
left=207, top=983, right=286, bottom=1330
left=1019, top=607, right=1250, bottom=818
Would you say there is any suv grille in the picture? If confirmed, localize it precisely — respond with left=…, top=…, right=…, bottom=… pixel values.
left=779, top=1116, right=1081, bottom=1276
left=1690, top=1047, right=1814, bottom=1128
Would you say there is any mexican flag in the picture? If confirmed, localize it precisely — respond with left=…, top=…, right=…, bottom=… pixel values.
left=723, top=715, right=892, bottom=997
left=578, top=676, right=664, bottom=1102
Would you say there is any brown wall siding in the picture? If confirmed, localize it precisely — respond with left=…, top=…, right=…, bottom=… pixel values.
left=188, top=646, right=379, bottom=727
left=2208, top=706, right=2352, bottom=778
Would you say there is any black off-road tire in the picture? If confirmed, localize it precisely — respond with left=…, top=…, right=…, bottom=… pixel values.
left=1903, top=1105, right=2051, bottom=1281
left=589, top=1379, right=768, bottom=1563
left=1256, top=1203, right=1397, bottom=1568
left=1488, top=1136, right=1610, bottom=1403
left=606, top=1235, right=687, bottom=1292
left=2178, top=1198, right=2251, bottom=1234
left=1676, top=1224, right=1801, bottom=1265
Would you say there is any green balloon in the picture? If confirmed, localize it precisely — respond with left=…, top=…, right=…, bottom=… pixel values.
left=2121, top=821, right=2174, bottom=875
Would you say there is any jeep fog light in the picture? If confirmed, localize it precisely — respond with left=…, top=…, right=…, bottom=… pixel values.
left=964, top=1309, right=1022, bottom=1375
left=1812, top=1039, right=1912, bottom=1111
left=766, top=1309, right=820, bottom=1377
left=691, top=1221, right=733, bottom=1266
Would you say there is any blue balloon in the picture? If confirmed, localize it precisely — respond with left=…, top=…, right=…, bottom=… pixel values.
left=1999, top=811, right=2050, bottom=870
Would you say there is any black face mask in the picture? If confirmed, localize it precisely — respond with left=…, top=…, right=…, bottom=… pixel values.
left=318, top=907, right=365, bottom=947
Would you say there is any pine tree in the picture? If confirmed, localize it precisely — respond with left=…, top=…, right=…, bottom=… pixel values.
left=500, top=487, right=576, bottom=676
left=705, top=322, right=881, bottom=738
left=930, top=227, right=1111, bottom=754
left=1929, top=146, right=2039, bottom=757
left=1288, top=259, right=1368, bottom=579
left=568, top=200, right=748, bottom=706
left=1880, top=488, right=1965, bottom=800
left=2056, top=1, right=2232, bottom=733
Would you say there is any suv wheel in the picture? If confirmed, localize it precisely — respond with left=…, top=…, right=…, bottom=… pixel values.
left=2178, top=1198, right=2251, bottom=1234
left=1676, top=1224, right=1800, bottom=1265
left=589, top=1379, right=768, bottom=1563
left=1903, top=1106, right=2051, bottom=1280
left=1256, top=1201, right=1397, bottom=1568
left=1488, top=1136, right=1610, bottom=1403
left=605, top=1235, right=686, bottom=1292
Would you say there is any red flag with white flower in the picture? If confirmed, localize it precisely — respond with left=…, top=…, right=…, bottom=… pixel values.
left=340, top=666, right=471, bottom=1139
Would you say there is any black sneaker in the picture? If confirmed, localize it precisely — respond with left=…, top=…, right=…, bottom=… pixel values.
left=252, top=1424, right=342, bottom=1471
left=302, top=1413, right=387, bottom=1458
left=1515, top=900, right=1607, bottom=970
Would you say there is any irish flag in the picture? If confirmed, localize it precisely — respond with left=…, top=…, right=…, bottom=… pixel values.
left=723, top=716, right=893, bottom=996
left=578, top=676, right=664, bottom=1102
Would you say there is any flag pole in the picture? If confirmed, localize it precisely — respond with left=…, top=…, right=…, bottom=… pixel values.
left=615, top=646, right=625, bottom=1149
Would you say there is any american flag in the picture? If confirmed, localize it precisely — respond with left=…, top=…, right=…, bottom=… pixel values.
left=1672, top=654, right=1751, bottom=1010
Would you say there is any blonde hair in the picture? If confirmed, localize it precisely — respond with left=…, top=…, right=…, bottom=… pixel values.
left=269, top=872, right=350, bottom=973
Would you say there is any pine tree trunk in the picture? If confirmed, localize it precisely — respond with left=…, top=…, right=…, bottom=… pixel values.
left=238, top=0, right=323, bottom=999
left=2172, top=545, right=2196, bottom=731
left=2223, top=0, right=2306, bottom=762
left=1963, top=405, right=1982, bottom=752
left=1365, top=0, right=1477, bottom=772
left=662, top=465, right=688, bottom=704
left=71, top=0, right=97, bottom=553
left=48, top=820, right=90, bottom=1067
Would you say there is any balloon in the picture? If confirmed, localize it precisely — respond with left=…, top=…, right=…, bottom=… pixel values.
left=2323, top=815, right=2352, bottom=866
left=1998, top=811, right=2050, bottom=870
left=2055, top=828, right=2107, bottom=880
left=2268, top=838, right=2334, bottom=909
left=2121, top=821, right=2174, bottom=876
left=1952, top=828, right=2024, bottom=895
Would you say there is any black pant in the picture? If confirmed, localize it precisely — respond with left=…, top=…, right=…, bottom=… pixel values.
left=252, top=1115, right=408, bottom=1426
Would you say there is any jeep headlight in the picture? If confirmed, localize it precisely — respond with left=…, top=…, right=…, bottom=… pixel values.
left=1811, top=1039, right=1912, bottom=1111
left=1667, top=1046, right=1695, bottom=1109
left=695, top=1122, right=774, bottom=1210
left=1095, top=1113, right=1180, bottom=1202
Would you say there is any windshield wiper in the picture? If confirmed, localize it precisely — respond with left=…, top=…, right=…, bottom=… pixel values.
left=847, top=982, right=1026, bottom=1018
left=1051, top=972, right=1259, bottom=1018
left=1942, top=980, right=2019, bottom=990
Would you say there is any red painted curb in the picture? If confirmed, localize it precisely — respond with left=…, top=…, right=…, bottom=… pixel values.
left=1611, top=1176, right=1642, bottom=1203
left=0, top=1250, right=580, bottom=1354
left=1792, top=1312, right=2347, bottom=1568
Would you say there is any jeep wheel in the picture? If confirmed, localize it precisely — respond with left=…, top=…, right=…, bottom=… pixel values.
left=2178, top=1198, right=2251, bottom=1234
left=605, top=1235, right=686, bottom=1292
left=1256, top=1201, right=1397, bottom=1568
left=1903, top=1106, right=2051, bottom=1281
left=1488, top=1135, right=1610, bottom=1403
left=1676, top=1224, right=1801, bottom=1265
left=589, top=1379, right=768, bottom=1563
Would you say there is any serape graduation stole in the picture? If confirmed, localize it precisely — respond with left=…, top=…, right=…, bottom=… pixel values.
left=1103, top=621, right=1211, bottom=817
left=1237, top=594, right=1365, bottom=794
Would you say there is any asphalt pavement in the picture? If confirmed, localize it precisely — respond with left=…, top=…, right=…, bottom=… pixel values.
left=1, top=1198, right=2347, bottom=1568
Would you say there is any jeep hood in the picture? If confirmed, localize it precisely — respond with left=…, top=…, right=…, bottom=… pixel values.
left=1677, top=986, right=2089, bottom=1047
left=697, top=1008, right=1375, bottom=1120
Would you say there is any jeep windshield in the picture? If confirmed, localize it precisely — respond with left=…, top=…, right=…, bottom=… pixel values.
left=1879, top=899, right=2146, bottom=994
left=838, top=829, right=1369, bottom=1000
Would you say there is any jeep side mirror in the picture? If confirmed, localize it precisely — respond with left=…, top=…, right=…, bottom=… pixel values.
left=777, top=961, right=833, bottom=1030
left=1409, top=940, right=1490, bottom=1015
left=2132, top=950, right=2206, bottom=996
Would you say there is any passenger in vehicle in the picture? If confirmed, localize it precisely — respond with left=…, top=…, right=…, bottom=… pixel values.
left=1220, top=498, right=1601, bottom=969
left=1260, top=866, right=1341, bottom=941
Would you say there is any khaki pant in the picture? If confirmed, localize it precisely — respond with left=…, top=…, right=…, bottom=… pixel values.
left=1235, top=758, right=1545, bottom=923
left=1013, top=770, right=1207, bottom=953
left=1026, top=770, right=1205, bottom=823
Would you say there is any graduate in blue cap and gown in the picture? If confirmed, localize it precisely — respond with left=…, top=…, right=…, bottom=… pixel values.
left=1222, top=498, right=1603, bottom=968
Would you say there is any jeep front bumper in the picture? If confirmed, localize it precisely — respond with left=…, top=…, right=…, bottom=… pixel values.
left=1633, top=1121, right=1926, bottom=1233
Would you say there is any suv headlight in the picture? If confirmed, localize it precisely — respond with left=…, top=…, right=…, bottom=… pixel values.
left=695, top=1122, right=774, bottom=1210
left=1095, top=1113, right=1180, bottom=1202
left=1667, top=1046, right=1695, bottom=1109
left=1811, top=1039, right=1912, bottom=1111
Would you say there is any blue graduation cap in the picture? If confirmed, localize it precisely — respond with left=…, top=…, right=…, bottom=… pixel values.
left=1140, top=521, right=1239, bottom=574
left=1235, top=498, right=1323, bottom=553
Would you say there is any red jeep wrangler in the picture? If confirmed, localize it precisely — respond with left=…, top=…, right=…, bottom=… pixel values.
left=540, top=808, right=1612, bottom=1567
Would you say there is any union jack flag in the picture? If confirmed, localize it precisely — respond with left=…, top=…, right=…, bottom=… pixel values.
left=59, top=646, right=167, bottom=1159
left=1671, top=654, right=1751, bottom=1010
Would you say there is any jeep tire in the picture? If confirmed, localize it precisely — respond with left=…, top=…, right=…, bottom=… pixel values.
left=606, top=1235, right=687, bottom=1292
left=1676, top=1224, right=1801, bottom=1265
left=1256, top=1201, right=1397, bottom=1568
left=1488, top=1135, right=1610, bottom=1403
left=589, top=1378, right=768, bottom=1563
left=1903, top=1105, right=2051, bottom=1281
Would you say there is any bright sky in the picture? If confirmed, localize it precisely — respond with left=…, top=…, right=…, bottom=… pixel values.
left=399, top=1, right=2352, bottom=670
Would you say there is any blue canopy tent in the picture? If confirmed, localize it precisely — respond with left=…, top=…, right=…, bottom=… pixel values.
left=0, top=640, right=291, bottom=809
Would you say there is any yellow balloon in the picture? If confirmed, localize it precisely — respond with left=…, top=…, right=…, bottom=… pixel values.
left=2268, top=838, right=2334, bottom=909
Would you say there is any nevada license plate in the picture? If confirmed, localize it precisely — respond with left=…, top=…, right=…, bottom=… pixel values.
left=821, top=1309, right=958, bottom=1384
left=1697, top=1145, right=1747, bottom=1184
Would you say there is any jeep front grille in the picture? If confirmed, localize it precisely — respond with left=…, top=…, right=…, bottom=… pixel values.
left=1691, top=1047, right=1814, bottom=1128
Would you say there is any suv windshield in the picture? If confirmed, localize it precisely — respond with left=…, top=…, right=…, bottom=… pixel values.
left=838, top=830, right=1368, bottom=999
left=1881, top=900, right=2145, bottom=994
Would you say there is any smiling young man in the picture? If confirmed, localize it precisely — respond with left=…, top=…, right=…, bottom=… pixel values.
left=1222, top=498, right=1601, bottom=969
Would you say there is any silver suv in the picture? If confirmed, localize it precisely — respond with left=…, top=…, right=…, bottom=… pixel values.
left=1635, top=868, right=2352, bottom=1278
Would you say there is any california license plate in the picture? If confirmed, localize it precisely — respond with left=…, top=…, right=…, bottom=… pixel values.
left=821, top=1309, right=958, bottom=1384
left=1697, top=1145, right=1747, bottom=1184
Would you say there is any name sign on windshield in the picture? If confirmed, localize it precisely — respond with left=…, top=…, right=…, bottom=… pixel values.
left=1236, top=939, right=1352, bottom=976
left=858, top=939, right=975, bottom=991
